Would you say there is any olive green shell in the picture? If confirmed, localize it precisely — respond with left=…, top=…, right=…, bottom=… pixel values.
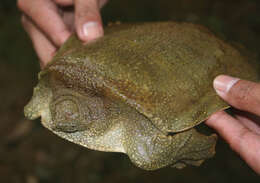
left=44, top=22, right=259, bottom=133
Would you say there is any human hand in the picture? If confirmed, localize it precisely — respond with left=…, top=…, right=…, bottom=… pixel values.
left=206, top=75, right=260, bottom=174
left=18, top=0, right=108, bottom=67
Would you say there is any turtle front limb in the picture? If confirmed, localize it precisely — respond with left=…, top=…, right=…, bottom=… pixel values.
left=169, top=129, right=217, bottom=169
left=123, top=119, right=217, bottom=170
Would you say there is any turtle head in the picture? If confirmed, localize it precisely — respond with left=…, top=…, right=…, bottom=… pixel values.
left=24, top=70, right=109, bottom=135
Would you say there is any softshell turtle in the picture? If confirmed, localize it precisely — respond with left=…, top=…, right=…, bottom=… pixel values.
left=24, top=22, right=259, bottom=170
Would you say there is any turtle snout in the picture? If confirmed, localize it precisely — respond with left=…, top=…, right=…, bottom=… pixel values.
left=24, top=78, right=52, bottom=120
left=24, top=100, right=41, bottom=120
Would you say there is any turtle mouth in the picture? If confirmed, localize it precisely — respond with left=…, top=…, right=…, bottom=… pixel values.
left=52, top=122, right=78, bottom=133
left=51, top=121, right=89, bottom=133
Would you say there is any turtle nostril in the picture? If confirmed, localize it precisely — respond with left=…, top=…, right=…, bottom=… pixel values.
left=24, top=103, right=40, bottom=120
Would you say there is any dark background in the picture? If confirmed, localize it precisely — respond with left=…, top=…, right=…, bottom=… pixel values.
left=0, top=0, right=260, bottom=182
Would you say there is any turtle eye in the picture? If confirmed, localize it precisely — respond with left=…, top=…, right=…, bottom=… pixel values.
left=50, top=95, right=88, bottom=133
left=55, top=99, right=80, bottom=121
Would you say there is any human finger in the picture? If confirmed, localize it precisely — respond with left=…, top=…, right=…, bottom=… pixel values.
left=233, top=109, right=260, bottom=135
left=62, top=10, right=75, bottom=32
left=236, top=115, right=260, bottom=135
left=206, top=111, right=260, bottom=174
left=17, top=0, right=71, bottom=46
left=213, top=75, right=260, bottom=116
left=74, top=0, right=104, bottom=42
left=21, top=15, right=56, bottom=68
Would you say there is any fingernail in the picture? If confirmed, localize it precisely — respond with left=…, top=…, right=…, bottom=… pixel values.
left=213, top=75, right=240, bottom=94
left=83, top=22, right=103, bottom=41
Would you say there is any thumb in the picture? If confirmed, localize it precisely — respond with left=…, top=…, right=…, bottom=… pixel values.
left=74, top=0, right=104, bottom=42
left=213, top=75, right=260, bottom=115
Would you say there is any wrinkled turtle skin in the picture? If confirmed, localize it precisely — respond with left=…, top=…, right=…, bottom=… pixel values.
left=24, top=22, right=259, bottom=170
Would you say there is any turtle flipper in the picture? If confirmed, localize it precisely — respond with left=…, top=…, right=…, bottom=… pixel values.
left=123, top=119, right=217, bottom=170
left=170, top=129, right=217, bottom=169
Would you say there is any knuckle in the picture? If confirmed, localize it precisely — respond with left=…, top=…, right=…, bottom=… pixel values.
left=230, top=80, right=254, bottom=106
left=77, top=10, right=100, bottom=23
left=76, top=0, right=99, bottom=15
left=229, top=126, right=249, bottom=151
left=77, top=8, right=92, bottom=17
left=76, top=10, right=86, bottom=19
left=75, top=0, right=101, bottom=23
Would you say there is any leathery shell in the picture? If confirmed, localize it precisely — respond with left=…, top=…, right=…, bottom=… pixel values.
left=45, top=22, right=259, bottom=134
